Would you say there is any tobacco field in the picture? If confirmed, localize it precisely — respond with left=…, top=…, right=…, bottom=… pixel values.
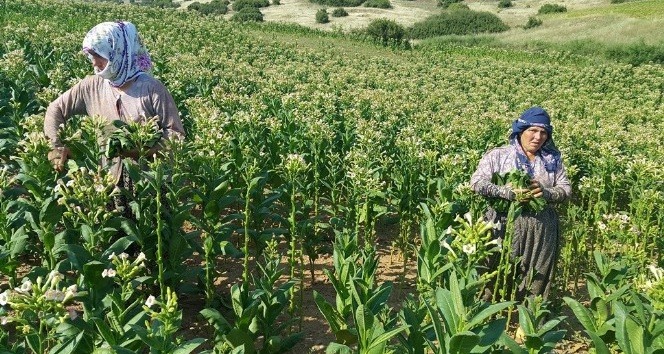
left=1, top=0, right=663, bottom=353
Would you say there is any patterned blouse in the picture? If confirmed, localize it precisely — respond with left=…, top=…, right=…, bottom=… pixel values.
left=470, top=145, right=572, bottom=204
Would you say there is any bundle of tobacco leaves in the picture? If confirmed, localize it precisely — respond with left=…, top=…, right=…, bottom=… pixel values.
left=105, top=118, right=162, bottom=159
left=490, top=169, right=546, bottom=214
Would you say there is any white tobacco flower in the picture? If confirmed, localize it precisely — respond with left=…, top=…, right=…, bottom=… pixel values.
left=597, top=222, right=607, bottom=231
left=0, top=291, right=9, bottom=306
left=135, top=252, right=146, bottom=264
left=648, top=264, right=664, bottom=281
left=48, top=270, right=63, bottom=287
left=16, top=280, right=32, bottom=293
left=108, top=252, right=117, bottom=260
left=145, top=295, right=156, bottom=308
left=462, top=243, right=477, bottom=255
left=486, top=238, right=502, bottom=250
left=64, top=284, right=78, bottom=299
left=118, top=253, right=129, bottom=260
left=102, top=268, right=116, bottom=278
left=68, top=308, right=78, bottom=320
left=45, top=290, right=65, bottom=302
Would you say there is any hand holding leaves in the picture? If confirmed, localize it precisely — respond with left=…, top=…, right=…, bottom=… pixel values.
left=105, top=117, right=163, bottom=159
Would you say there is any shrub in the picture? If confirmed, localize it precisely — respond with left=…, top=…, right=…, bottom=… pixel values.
left=233, top=0, right=269, bottom=11
left=309, top=0, right=364, bottom=7
left=606, top=42, right=664, bottom=65
left=523, top=16, right=542, bottom=29
left=316, top=8, right=330, bottom=23
left=188, top=0, right=229, bottom=15
left=409, top=9, right=509, bottom=39
left=538, top=3, right=567, bottom=14
left=137, top=0, right=179, bottom=8
left=231, top=6, right=264, bottom=21
left=498, top=0, right=512, bottom=8
left=364, top=0, right=391, bottom=8
left=273, top=0, right=280, bottom=4
left=366, top=18, right=406, bottom=47
left=446, top=2, right=468, bottom=10
left=437, top=0, right=462, bottom=8
left=331, top=7, right=348, bottom=16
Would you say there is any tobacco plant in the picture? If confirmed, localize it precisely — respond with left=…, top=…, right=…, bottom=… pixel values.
left=424, top=270, right=514, bottom=354
left=500, top=296, right=566, bottom=354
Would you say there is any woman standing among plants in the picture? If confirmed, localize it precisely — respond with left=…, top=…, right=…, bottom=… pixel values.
left=470, top=106, right=571, bottom=301
left=43, top=21, right=185, bottom=212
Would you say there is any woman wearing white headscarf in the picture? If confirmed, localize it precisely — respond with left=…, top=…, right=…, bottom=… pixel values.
left=44, top=21, right=184, bottom=215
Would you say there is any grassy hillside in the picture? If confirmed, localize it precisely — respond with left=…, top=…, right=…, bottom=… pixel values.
left=492, top=0, right=664, bottom=45
left=175, top=0, right=664, bottom=47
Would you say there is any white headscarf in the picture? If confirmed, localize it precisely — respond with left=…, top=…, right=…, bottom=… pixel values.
left=82, top=21, right=152, bottom=87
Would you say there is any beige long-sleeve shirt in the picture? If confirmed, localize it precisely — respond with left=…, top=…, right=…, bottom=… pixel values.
left=44, top=74, right=185, bottom=181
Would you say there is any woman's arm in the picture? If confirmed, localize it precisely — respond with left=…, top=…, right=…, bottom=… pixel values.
left=44, top=79, right=90, bottom=148
left=470, top=149, right=516, bottom=201
left=541, top=160, right=572, bottom=203
left=151, top=79, right=185, bottom=142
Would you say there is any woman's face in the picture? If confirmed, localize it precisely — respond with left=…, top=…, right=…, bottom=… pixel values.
left=87, top=51, right=108, bottom=73
left=519, top=126, right=548, bottom=155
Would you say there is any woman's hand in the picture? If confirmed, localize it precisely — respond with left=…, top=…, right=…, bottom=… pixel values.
left=47, top=147, right=71, bottom=172
left=528, top=179, right=544, bottom=198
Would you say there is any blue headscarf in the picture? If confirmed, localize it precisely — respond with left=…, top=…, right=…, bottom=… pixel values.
left=510, top=107, right=561, bottom=176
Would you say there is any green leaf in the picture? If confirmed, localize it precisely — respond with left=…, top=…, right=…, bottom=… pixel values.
left=614, top=302, right=644, bottom=354
left=563, top=297, right=598, bottom=333
left=466, top=302, right=515, bottom=330
left=9, top=226, right=28, bottom=258
left=172, top=338, right=206, bottom=354
left=40, top=197, right=64, bottom=225
left=326, top=342, right=353, bottom=354
left=475, top=317, right=508, bottom=348
left=92, top=317, right=118, bottom=346
left=366, top=325, right=409, bottom=352
left=499, top=332, right=527, bottom=354
left=26, top=333, right=42, bottom=354
left=449, top=331, right=480, bottom=354
left=47, top=331, right=87, bottom=354
left=224, top=328, right=256, bottom=353
left=436, top=288, right=460, bottom=335
left=587, top=330, right=611, bottom=354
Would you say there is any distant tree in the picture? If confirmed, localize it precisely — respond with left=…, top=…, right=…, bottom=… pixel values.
left=188, top=0, right=229, bottom=15
left=409, top=9, right=508, bottom=38
left=231, top=6, right=264, bottom=21
left=366, top=18, right=407, bottom=47
left=364, top=0, right=391, bottom=9
left=331, top=7, right=348, bottom=16
left=498, top=0, right=512, bottom=8
left=310, top=0, right=364, bottom=7
left=538, top=3, right=567, bottom=14
left=523, top=16, right=542, bottom=29
left=316, top=8, right=330, bottom=23
left=438, top=0, right=462, bottom=8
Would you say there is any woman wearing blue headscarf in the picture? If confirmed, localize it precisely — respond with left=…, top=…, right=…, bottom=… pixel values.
left=470, top=106, right=571, bottom=300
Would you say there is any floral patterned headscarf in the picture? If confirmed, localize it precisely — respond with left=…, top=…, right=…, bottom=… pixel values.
left=82, top=21, right=152, bottom=87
